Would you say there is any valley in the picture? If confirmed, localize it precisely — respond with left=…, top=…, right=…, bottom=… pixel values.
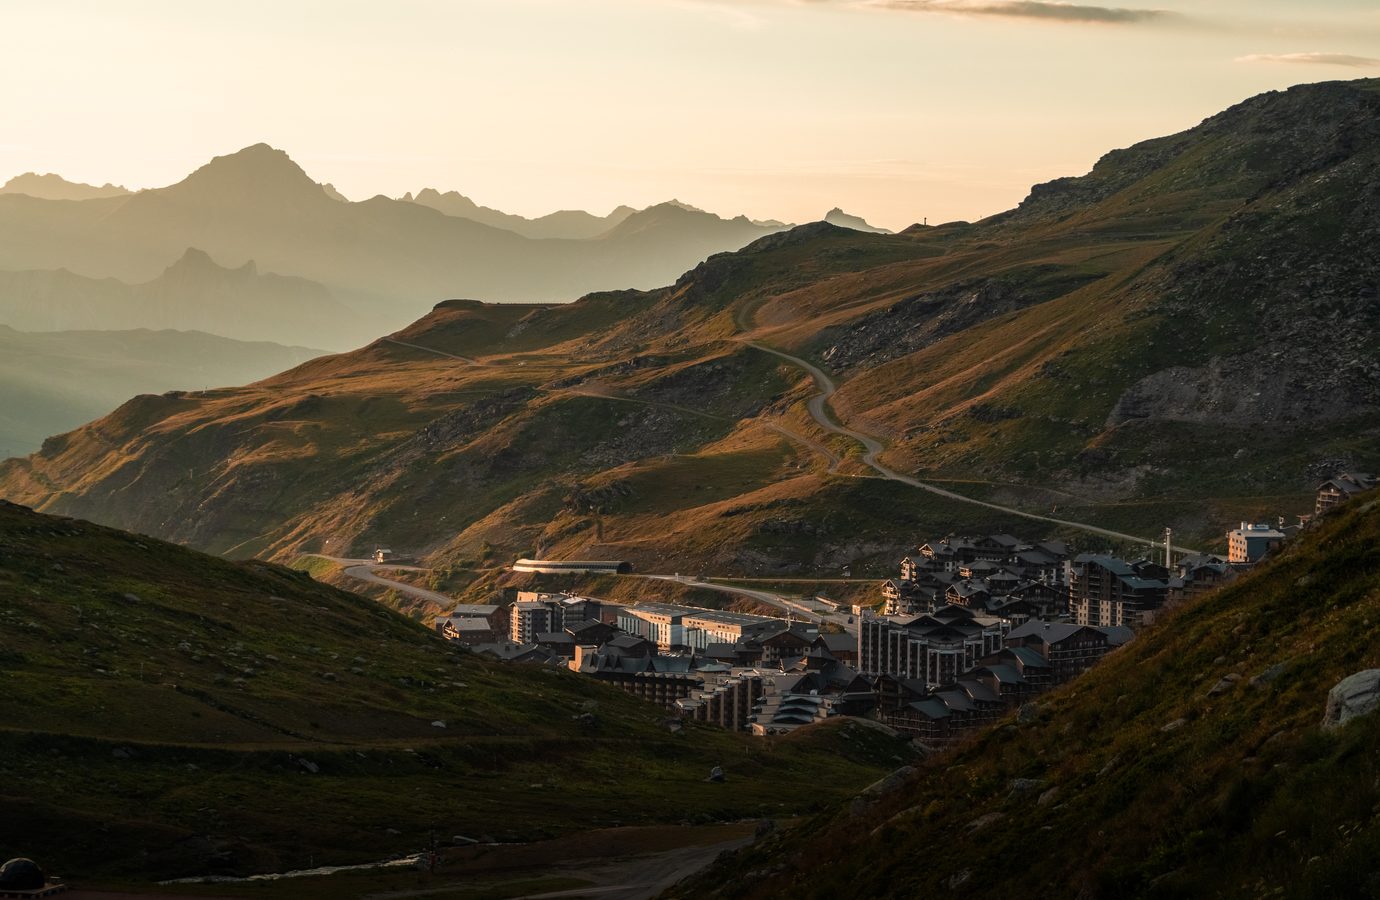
left=1, top=37, right=1379, bottom=898
left=5, top=80, right=1377, bottom=589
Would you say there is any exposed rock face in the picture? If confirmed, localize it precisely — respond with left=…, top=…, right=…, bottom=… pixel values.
left=1322, top=669, right=1380, bottom=730
left=850, top=765, right=916, bottom=816
left=1108, top=353, right=1378, bottom=428
left=820, top=270, right=1098, bottom=372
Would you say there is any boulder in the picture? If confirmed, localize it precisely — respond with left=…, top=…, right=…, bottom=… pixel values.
left=1251, top=663, right=1287, bottom=688
left=1323, top=669, right=1380, bottom=730
left=0, top=858, right=46, bottom=890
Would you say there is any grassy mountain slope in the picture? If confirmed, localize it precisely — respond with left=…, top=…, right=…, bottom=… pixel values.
left=674, top=492, right=1380, bottom=900
left=0, top=326, right=323, bottom=456
left=0, top=500, right=907, bottom=881
left=2, top=80, right=1377, bottom=581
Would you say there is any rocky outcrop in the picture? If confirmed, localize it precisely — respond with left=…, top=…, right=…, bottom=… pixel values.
left=1108, top=351, right=1378, bottom=428
left=1322, top=669, right=1380, bottom=730
left=820, top=270, right=1099, bottom=372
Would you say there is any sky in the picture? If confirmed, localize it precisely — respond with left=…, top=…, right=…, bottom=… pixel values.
left=1, top=0, right=1378, bottom=230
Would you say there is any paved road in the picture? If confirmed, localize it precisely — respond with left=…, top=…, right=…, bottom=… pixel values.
left=381, top=337, right=484, bottom=366
left=743, top=340, right=1195, bottom=553
left=305, top=555, right=456, bottom=607
left=509, top=835, right=752, bottom=900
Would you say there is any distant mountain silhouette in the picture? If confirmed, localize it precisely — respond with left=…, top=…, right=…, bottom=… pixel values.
left=0, top=324, right=322, bottom=456
left=0, top=172, right=130, bottom=201
left=0, top=247, right=359, bottom=348
left=404, top=188, right=636, bottom=239
left=823, top=207, right=892, bottom=234
left=0, top=144, right=792, bottom=340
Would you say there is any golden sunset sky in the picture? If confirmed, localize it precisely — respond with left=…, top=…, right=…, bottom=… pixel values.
left=3, top=0, right=1378, bottom=229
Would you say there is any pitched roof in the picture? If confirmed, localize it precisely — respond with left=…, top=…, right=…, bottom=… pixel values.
left=908, top=699, right=951, bottom=720
left=816, top=633, right=856, bottom=653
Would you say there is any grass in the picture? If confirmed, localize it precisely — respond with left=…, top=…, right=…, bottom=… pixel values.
left=0, top=501, right=912, bottom=884
left=2, top=79, right=1377, bottom=594
left=676, top=492, right=1380, bottom=899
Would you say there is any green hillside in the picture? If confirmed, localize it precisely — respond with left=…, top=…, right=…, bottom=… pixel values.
left=0, top=501, right=907, bottom=883
left=675, top=492, right=1380, bottom=899
left=2, top=79, right=1377, bottom=584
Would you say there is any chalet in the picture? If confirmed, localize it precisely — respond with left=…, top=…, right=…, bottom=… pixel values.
left=472, top=642, right=555, bottom=664
left=945, top=580, right=991, bottom=611
left=1168, top=554, right=1235, bottom=603
left=812, top=632, right=859, bottom=666
left=918, top=541, right=960, bottom=571
left=968, top=663, right=1039, bottom=707
left=1067, top=554, right=1168, bottom=628
left=858, top=606, right=1005, bottom=684
left=1316, top=472, right=1376, bottom=516
left=435, top=615, right=499, bottom=645
left=535, top=632, right=577, bottom=658
left=566, top=619, right=617, bottom=646
left=1014, top=547, right=1064, bottom=584
left=986, top=596, right=1042, bottom=626
left=579, top=652, right=702, bottom=706
left=1007, top=580, right=1063, bottom=618
left=973, top=534, right=1027, bottom=563
left=1006, top=621, right=1111, bottom=682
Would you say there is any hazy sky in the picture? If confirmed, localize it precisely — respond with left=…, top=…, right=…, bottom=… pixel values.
left=3, top=0, right=1378, bottom=229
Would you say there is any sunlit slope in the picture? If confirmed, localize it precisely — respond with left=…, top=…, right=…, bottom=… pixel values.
left=2, top=80, right=1377, bottom=575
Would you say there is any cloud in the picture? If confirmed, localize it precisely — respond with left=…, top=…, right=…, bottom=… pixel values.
left=865, top=0, right=1176, bottom=25
left=1234, top=52, right=1380, bottom=68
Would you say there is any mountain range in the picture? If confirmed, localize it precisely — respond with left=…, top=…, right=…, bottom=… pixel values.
left=0, top=247, right=353, bottom=346
left=0, top=172, right=130, bottom=201
left=0, top=145, right=812, bottom=348
left=673, top=493, right=1380, bottom=899
left=4, top=79, right=1376, bottom=582
left=402, top=187, right=638, bottom=239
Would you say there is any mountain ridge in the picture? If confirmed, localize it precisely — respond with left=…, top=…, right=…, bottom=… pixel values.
left=0, top=171, right=130, bottom=201
left=1, top=79, right=1376, bottom=587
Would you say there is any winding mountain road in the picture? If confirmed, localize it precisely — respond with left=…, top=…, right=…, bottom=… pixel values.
left=372, top=332, right=1191, bottom=557
left=305, top=555, right=456, bottom=607
left=743, top=340, right=1193, bottom=552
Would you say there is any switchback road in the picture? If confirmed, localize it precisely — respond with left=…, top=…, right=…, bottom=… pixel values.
left=742, top=340, right=1195, bottom=553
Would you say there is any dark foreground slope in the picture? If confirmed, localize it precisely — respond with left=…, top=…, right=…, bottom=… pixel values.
left=675, top=493, right=1380, bottom=900
left=0, top=501, right=908, bottom=882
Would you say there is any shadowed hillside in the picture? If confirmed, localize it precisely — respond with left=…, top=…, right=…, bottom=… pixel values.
left=0, top=326, right=325, bottom=456
left=0, top=500, right=908, bottom=882
left=672, top=492, right=1380, bottom=899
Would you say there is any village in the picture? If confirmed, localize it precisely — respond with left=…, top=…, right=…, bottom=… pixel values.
left=433, top=472, right=1374, bottom=746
